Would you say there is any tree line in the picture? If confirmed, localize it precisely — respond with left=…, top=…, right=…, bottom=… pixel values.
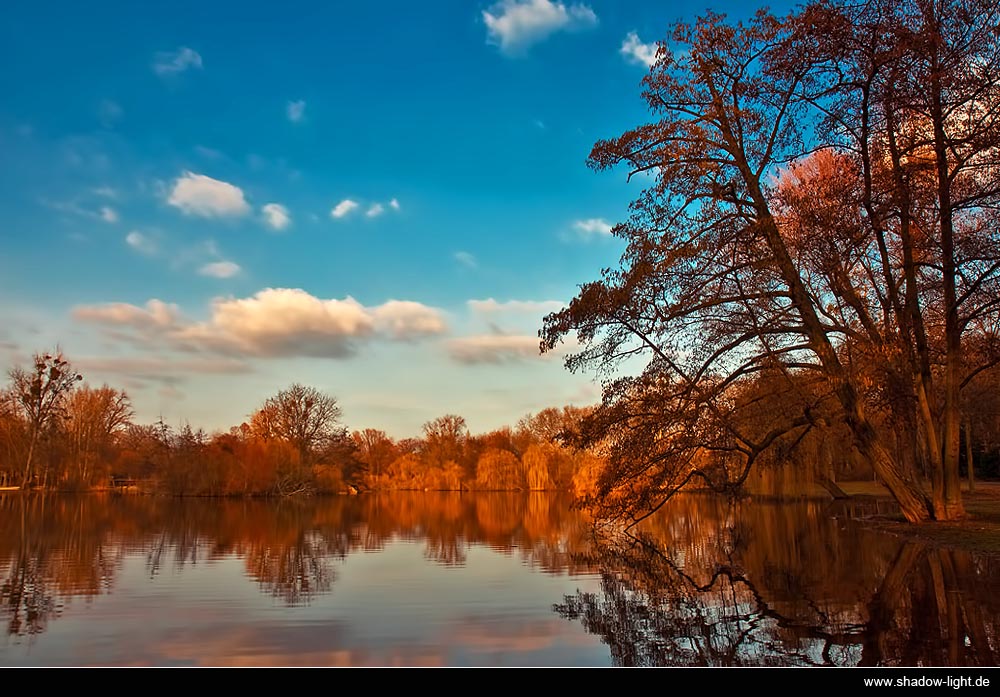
left=542, top=0, right=1000, bottom=523
left=0, top=349, right=604, bottom=496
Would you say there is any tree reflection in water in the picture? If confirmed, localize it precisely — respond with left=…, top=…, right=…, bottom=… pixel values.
left=555, top=495, right=1000, bottom=666
left=3, top=491, right=997, bottom=666
left=0, top=491, right=593, bottom=636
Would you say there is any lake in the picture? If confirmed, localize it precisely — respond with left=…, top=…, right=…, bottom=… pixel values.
left=1, top=491, right=998, bottom=667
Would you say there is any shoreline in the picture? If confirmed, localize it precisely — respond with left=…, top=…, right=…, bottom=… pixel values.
left=835, top=480, right=1000, bottom=557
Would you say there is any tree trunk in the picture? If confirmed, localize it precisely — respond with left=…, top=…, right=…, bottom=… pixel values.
left=20, top=429, right=37, bottom=489
left=749, top=194, right=933, bottom=521
left=816, top=474, right=849, bottom=499
left=964, top=418, right=975, bottom=494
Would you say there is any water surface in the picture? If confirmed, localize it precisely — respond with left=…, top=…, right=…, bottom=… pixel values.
left=1, top=492, right=997, bottom=666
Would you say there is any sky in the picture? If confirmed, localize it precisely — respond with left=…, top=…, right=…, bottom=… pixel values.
left=0, top=0, right=792, bottom=439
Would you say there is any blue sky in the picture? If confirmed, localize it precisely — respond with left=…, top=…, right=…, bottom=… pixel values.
left=0, top=0, right=789, bottom=438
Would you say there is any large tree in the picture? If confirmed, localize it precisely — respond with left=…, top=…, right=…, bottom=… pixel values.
left=8, top=350, right=82, bottom=488
left=541, top=1, right=1000, bottom=524
left=249, top=384, right=345, bottom=466
left=63, top=384, right=133, bottom=487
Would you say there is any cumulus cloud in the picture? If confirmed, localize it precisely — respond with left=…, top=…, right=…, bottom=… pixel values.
left=483, top=0, right=597, bottom=55
left=74, top=289, right=448, bottom=359
left=125, top=230, right=157, bottom=255
left=199, top=261, right=241, bottom=278
left=100, top=206, right=119, bottom=223
left=183, top=290, right=374, bottom=357
left=620, top=32, right=659, bottom=67
left=573, top=217, right=613, bottom=237
left=180, top=289, right=447, bottom=357
left=454, top=251, right=478, bottom=269
left=331, top=199, right=359, bottom=219
left=448, top=334, right=545, bottom=364
left=153, top=47, right=203, bottom=76
left=389, top=198, right=400, bottom=210
left=373, top=300, right=449, bottom=340
left=167, top=171, right=250, bottom=218
left=262, top=203, right=291, bottom=231
left=366, top=203, right=385, bottom=218
left=286, top=100, right=306, bottom=123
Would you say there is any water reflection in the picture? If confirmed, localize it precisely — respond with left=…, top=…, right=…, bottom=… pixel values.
left=0, top=492, right=593, bottom=629
left=1, top=492, right=998, bottom=666
left=555, top=495, right=1000, bottom=666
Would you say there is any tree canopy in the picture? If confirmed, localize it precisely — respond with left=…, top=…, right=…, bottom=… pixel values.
left=542, top=0, right=1000, bottom=524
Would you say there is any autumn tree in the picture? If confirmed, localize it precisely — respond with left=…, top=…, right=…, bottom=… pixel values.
left=353, top=428, right=397, bottom=487
left=8, top=350, right=82, bottom=488
left=250, top=384, right=346, bottom=466
left=542, top=3, right=1000, bottom=524
left=0, top=388, right=27, bottom=487
left=475, top=447, right=522, bottom=491
left=785, top=0, right=1000, bottom=521
left=63, top=385, right=133, bottom=487
left=421, top=414, right=470, bottom=476
left=247, top=384, right=349, bottom=495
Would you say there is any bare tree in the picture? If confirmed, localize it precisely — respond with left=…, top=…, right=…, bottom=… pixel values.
left=250, top=384, right=345, bottom=466
left=64, top=385, right=133, bottom=487
left=8, top=350, right=82, bottom=488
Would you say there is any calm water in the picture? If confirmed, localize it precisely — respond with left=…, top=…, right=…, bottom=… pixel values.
left=1, top=491, right=998, bottom=667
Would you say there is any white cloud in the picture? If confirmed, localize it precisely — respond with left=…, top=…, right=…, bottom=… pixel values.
left=92, top=186, right=117, bottom=198
left=287, top=100, right=306, bottom=123
left=373, top=300, right=449, bottom=340
left=483, top=0, right=597, bottom=55
left=620, top=32, right=659, bottom=67
left=180, top=289, right=446, bottom=357
left=73, top=299, right=180, bottom=330
left=573, top=217, right=613, bottom=237
left=167, top=171, right=250, bottom=218
left=366, top=203, right=385, bottom=218
left=199, top=261, right=241, bottom=278
left=448, top=334, right=545, bottom=364
left=389, top=198, right=400, bottom=211
left=45, top=197, right=119, bottom=222
left=125, top=230, right=157, bottom=255
left=153, top=47, right=203, bottom=76
left=75, top=289, right=448, bottom=359
left=454, top=251, right=478, bottom=268
left=331, top=199, right=359, bottom=218
left=262, top=203, right=291, bottom=231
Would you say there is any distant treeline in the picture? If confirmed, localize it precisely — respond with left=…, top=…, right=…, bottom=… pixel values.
left=0, top=350, right=603, bottom=496
left=3, top=349, right=999, bottom=500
